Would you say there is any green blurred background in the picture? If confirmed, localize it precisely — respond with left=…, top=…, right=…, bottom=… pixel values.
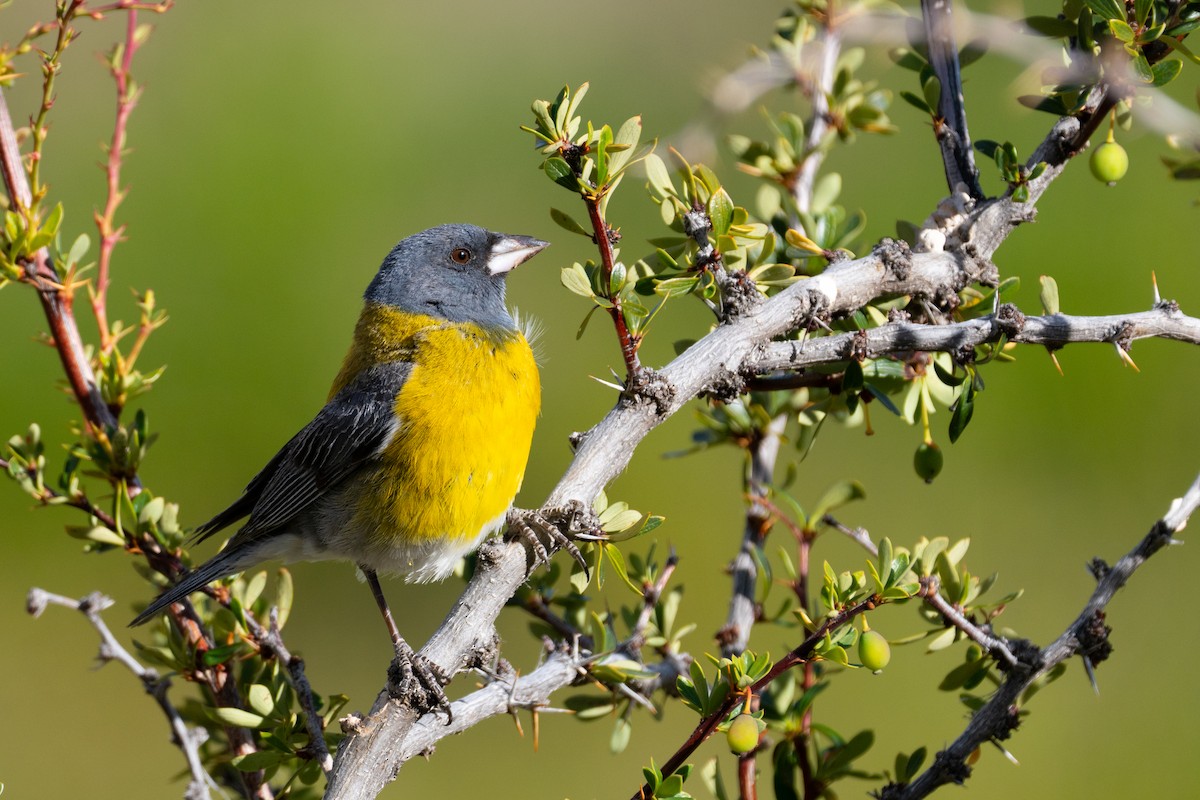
left=2, top=1, right=1198, bottom=798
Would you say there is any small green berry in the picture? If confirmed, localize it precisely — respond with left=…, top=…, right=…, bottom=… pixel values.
left=914, top=442, right=943, bottom=483
left=1090, top=140, right=1128, bottom=186
left=859, top=629, right=891, bottom=673
left=726, top=713, right=760, bottom=754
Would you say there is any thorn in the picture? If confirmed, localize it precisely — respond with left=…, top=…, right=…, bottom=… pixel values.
left=532, top=706, right=541, bottom=753
left=1082, top=655, right=1100, bottom=696
left=1048, top=350, right=1063, bottom=376
left=589, top=374, right=625, bottom=391
left=1151, top=271, right=1161, bottom=305
left=1114, top=343, right=1140, bottom=373
left=990, top=739, right=1020, bottom=766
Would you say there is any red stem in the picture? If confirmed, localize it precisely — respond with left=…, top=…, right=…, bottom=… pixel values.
left=584, top=195, right=641, bottom=378
left=92, top=8, right=141, bottom=353
left=737, top=752, right=758, bottom=800
left=0, top=89, right=118, bottom=437
left=631, top=596, right=878, bottom=800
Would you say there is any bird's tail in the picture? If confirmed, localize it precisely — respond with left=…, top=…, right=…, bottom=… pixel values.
left=129, top=547, right=250, bottom=627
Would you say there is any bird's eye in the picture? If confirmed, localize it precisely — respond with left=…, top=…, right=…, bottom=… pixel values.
left=450, top=248, right=472, bottom=264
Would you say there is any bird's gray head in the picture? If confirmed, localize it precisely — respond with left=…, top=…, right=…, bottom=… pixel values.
left=364, top=224, right=548, bottom=330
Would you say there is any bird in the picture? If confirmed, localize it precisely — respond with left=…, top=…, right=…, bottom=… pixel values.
left=131, top=223, right=572, bottom=713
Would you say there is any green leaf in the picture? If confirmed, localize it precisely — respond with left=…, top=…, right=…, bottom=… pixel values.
left=543, top=156, right=578, bottom=190
left=209, top=706, right=267, bottom=729
left=1150, top=59, right=1183, bottom=87
left=1084, top=0, right=1125, bottom=22
left=645, top=153, right=676, bottom=197
left=610, top=717, right=633, bottom=755
left=654, top=276, right=699, bottom=298
left=899, top=90, right=930, bottom=114
left=1134, top=0, right=1152, bottom=26
left=550, top=208, right=590, bottom=237
left=921, top=73, right=941, bottom=114
left=948, top=380, right=975, bottom=443
left=817, top=730, right=874, bottom=780
left=608, top=115, right=643, bottom=177
left=810, top=172, right=841, bottom=214
left=810, top=480, right=867, bottom=522
left=926, top=626, right=958, bottom=653
left=707, top=187, right=734, bottom=236
left=1108, top=19, right=1135, bottom=43
left=602, top=543, right=643, bottom=595
left=231, top=750, right=289, bottom=772
left=1023, top=16, right=1076, bottom=37
left=1039, top=275, right=1060, bottom=315
left=247, top=684, right=275, bottom=717
left=888, top=47, right=927, bottom=71
left=561, top=264, right=595, bottom=298
left=275, top=568, right=293, bottom=629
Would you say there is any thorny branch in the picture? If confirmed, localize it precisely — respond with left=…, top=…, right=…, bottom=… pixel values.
left=749, top=305, right=1200, bottom=376
left=325, top=78, right=1200, bottom=793
left=823, top=515, right=1021, bottom=667
left=632, top=596, right=881, bottom=800
left=26, top=588, right=215, bottom=800
left=883, top=472, right=1200, bottom=800
left=918, top=576, right=1018, bottom=669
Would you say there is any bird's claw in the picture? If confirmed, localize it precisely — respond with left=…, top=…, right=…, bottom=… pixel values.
left=387, top=643, right=452, bottom=722
left=506, top=502, right=597, bottom=579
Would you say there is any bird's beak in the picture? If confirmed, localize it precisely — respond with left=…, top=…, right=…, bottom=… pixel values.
left=487, top=234, right=549, bottom=275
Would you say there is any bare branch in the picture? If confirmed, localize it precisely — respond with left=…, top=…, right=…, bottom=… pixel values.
left=26, top=589, right=214, bottom=800
left=243, top=610, right=333, bottom=774
left=885, top=472, right=1200, bottom=800
left=918, top=577, right=1018, bottom=668
left=751, top=305, right=1200, bottom=375
left=719, top=413, right=787, bottom=658
left=920, top=0, right=983, bottom=199
left=328, top=648, right=585, bottom=800
left=324, top=93, right=1197, bottom=786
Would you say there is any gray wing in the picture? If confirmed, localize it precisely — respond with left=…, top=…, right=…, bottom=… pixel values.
left=194, top=363, right=411, bottom=542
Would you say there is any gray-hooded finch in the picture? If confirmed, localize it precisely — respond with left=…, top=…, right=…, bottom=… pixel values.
left=132, top=223, right=574, bottom=712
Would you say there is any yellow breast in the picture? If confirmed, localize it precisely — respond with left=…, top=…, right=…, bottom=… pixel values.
left=333, top=303, right=540, bottom=549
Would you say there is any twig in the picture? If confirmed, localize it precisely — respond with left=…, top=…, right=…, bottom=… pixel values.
left=719, top=413, right=786, bottom=658
left=885, top=472, right=1200, bottom=800
left=26, top=588, right=214, bottom=800
left=520, top=593, right=589, bottom=648
left=920, top=0, right=983, bottom=199
left=791, top=8, right=840, bottom=220
left=631, top=548, right=679, bottom=644
left=631, top=596, right=880, bottom=800
left=918, top=576, right=1017, bottom=668
left=91, top=6, right=143, bottom=354
left=821, top=514, right=878, bottom=556
left=244, top=609, right=333, bottom=774
left=737, top=751, right=758, bottom=800
left=584, top=194, right=641, bottom=377
left=0, top=455, right=119, bottom=529
left=750, top=305, right=1200, bottom=376
left=0, top=88, right=118, bottom=437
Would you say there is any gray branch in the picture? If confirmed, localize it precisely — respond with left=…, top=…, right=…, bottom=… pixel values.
left=886, top=472, right=1200, bottom=800
left=26, top=589, right=215, bottom=800
left=720, top=412, right=787, bottom=658
left=920, top=0, right=984, bottom=199
left=751, top=305, right=1200, bottom=375
left=324, top=105, right=1200, bottom=800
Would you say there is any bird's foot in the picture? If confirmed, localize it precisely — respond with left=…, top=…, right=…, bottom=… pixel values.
left=386, top=642, right=452, bottom=722
left=506, top=501, right=598, bottom=578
